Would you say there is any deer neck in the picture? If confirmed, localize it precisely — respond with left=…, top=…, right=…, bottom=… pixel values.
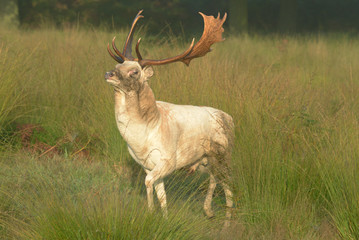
left=114, top=82, right=160, bottom=127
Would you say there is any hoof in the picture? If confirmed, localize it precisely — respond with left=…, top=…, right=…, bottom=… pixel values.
left=208, top=215, right=215, bottom=219
left=204, top=210, right=215, bottom=219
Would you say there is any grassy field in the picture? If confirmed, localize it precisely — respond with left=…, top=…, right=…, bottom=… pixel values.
left=1, top=25, right=359, bottom=239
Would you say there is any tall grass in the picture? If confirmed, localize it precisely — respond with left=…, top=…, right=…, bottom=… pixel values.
left=0, top=154, right=214, bottom=239
left=1, top=24, right=359, bottom=239
left=0, top=39, right=26, bottom=145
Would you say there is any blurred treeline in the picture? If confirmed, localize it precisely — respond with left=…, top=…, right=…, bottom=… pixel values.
left=0, top=0, right=358, bottom=34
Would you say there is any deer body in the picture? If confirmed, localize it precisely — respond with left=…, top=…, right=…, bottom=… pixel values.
left=105, top=11, right=233, bottom=226
left=115, top=84, right=232, bottom=171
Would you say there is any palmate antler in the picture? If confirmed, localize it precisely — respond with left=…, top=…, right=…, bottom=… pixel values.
left=107, top=10, right=227, bottom=67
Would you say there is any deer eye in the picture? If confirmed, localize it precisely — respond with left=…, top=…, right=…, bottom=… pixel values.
left=129, top=69, right=139, bottom=77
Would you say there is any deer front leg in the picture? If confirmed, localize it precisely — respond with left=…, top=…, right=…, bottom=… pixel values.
left=155, top=180, right=168, bottom=218
left=144, top=171, right=168, bottom=217
left=144, top=169, right=155, bottom=212
left=144, top=156, right=174, bottom=216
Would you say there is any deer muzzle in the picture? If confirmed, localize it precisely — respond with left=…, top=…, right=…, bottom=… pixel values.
left=105, top=72, right=114, bottom=80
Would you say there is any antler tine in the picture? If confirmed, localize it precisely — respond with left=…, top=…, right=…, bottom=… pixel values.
left=107, top=43, right=124, bottom=63
left=112, top=37, right=126, bottom=61
left=221, top=12, right=227, bottom=24
left=139, top=39, right=195, bottom=67
left=123, top=10, right=144, bottom=60
left=135, top=38, right=143, bottom=61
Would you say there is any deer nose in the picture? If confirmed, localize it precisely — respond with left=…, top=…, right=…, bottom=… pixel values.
left=105, top=72, right=113, bottom=80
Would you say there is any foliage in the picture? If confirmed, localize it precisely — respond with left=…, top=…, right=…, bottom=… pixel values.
left=1, top=0, right=358, bottom=33
left=14, top=0, right=227, bottom=34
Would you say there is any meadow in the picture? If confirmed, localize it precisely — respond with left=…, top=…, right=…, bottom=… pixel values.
left=0, top=25, right=359, bottom=239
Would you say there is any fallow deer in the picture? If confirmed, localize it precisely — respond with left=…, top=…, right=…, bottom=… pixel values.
left=105, top=10, right=234, bottom=226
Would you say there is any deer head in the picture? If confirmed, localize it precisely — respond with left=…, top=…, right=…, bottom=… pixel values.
left=105, top=10, right=227, bottom=92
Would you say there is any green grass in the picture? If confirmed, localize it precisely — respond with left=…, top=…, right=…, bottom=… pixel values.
left=0, top=153, right=215, bottom=239
left=1, top=25, right=359, bottom=239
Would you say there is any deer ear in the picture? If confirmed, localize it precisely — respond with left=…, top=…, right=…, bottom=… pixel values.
left=143, top=66, right=154, bottom=80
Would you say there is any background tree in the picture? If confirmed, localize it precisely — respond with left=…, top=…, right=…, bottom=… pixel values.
left=0, top=0, right=18, bottom=26
left=278, top=0, right=297, bottom=33
left=5, top=0, right=359, bottom=34
left=17, top=0, right=34, bottom=27
left=229, top=0, right=248, bottom=33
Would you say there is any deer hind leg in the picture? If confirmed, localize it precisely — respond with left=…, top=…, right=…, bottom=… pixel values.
left=221, top=182, right=233, bottom=228
left=208, top=154, right=233, bottom=227
left=215, top=164, right=233, bottom=228
left=204, top=171, right=217, bottom=218
left=221, top=155, right=234, bottom=227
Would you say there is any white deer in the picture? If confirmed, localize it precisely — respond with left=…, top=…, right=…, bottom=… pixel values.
left=105, top=10, right=234, bottom=225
